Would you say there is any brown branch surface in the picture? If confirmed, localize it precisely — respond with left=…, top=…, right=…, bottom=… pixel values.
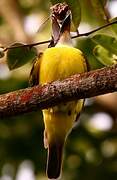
left=0, top=64, right=117, bottom=118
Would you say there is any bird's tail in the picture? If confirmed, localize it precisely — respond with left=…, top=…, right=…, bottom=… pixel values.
left=47, top=141, right=64, bottom=179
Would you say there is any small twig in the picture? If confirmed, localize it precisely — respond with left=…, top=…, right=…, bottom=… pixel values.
left=72, top=20, right=117, bottom=38
left=3, top=39, right=51, bottom=51
left=0, top=64, right=117, bottom=118
left=3, top=20, right=117, bottom=51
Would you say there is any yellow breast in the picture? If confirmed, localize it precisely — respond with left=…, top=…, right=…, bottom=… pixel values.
left=39, top=45, right=87, bottom=140
left=39, top=45, right=87, bottom=84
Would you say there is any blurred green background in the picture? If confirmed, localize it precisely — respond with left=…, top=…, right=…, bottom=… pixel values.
left=0, top=0, right=117, bottom=180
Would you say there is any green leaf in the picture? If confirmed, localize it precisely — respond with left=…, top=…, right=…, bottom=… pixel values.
left=50, top=0, right=81, bottom=29
left=66, top=0, right=81, bottom=29
left=90, top=0, right=107, bottom=23
left=93, top=45, right=117, bottom=66
left=76, top=37, right=104, bottom=70
left=100, top=0, right=107, bottom=6
left=111, top=17, right=117, bottom=35
left=92, top=34, right=117, bottom=55
left=7, top=43, right=37, bottom=70
left=50, top=0, right=64, bottom=5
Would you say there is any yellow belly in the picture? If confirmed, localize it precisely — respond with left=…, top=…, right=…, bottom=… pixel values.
left=39, top=46, right=87, bottom=83
left=39, top=46, right=87, bottom=141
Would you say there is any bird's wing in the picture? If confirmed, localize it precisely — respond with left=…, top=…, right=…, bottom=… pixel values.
left=29, top=52, right=43, bottom=87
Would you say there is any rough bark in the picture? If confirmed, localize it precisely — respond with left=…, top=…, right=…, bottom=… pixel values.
left=0, top=64, right=117, bottom=118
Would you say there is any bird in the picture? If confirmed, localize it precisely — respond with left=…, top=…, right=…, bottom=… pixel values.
left=29, top=4, right=87, bottom=179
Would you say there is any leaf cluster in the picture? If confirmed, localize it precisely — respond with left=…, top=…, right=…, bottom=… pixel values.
left=0, top=0, right=116, bottom=71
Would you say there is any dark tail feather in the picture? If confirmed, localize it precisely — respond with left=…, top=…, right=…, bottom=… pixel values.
left=47, top=141, right=64, bottom=179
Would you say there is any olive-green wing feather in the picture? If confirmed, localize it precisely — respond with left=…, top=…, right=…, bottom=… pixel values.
left=29, top=52, right=43, bottom=87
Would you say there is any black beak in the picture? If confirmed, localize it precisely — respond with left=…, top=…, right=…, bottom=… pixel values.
left=60, top=11, right=71, bottom=34
left=50, top=8, right=71, bottom=46
left=51, top=15, right=61, bottom=45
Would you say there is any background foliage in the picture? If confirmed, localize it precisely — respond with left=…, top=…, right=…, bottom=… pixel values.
left=0, top=0, right=117, bottom=180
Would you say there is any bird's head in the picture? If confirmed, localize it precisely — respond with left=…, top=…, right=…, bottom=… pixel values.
left=50, top=3, right=72, bottom=45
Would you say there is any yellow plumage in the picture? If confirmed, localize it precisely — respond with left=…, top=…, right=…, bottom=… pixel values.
left=39, top=45, right=87, bottom=179
left=40, top=45, right=86, bottom=138
left=40, top=46, right=86, bottom=83
left=29, top=9, right=87, bottom=179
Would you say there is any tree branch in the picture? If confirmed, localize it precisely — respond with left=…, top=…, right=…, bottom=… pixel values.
left=0, top=64, right=117, bottom=118
left=4, top=20, right=117, bottom=51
